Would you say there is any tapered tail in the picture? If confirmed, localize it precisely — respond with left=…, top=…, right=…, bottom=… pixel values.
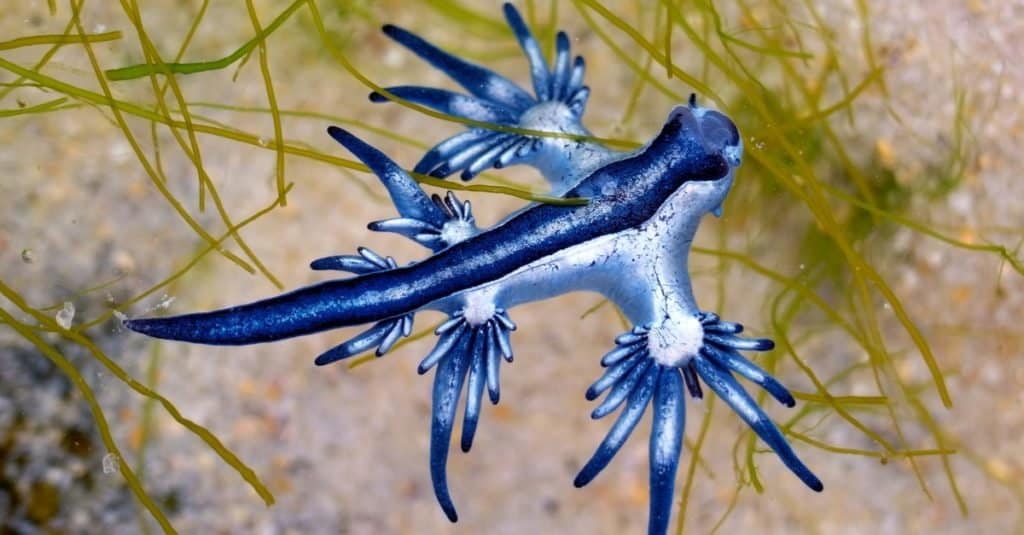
left=125, top=273, right=425, bottom=346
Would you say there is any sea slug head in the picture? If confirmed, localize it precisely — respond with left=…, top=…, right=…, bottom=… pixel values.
left=662, top=95, right=744, bottom=218
left=684, top=94, right=742, bottom=167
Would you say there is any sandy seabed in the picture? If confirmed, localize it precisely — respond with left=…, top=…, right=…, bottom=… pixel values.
left=1, top=1, right=1022, bottom=533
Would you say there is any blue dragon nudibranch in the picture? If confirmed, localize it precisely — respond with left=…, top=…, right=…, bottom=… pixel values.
left=125, top=4, right=822, bottom=533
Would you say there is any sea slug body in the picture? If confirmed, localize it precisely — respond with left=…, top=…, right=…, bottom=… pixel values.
left=125, top=4, right=821, bottom=534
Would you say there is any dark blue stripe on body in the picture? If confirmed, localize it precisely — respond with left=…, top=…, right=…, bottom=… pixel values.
left=126, top=111, right=727, bottom=345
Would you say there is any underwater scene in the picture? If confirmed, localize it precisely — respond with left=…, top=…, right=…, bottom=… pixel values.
left=1, top=1, right=1021, bottom=533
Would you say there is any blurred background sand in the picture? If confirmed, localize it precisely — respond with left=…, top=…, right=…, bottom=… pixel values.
left=1, top=1, right=1022, bottom=533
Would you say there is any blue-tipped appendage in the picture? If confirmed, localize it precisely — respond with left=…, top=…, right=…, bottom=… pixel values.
left=324, top=125, right=520, bottom=522
left=577, top=313, right=822, bottom=535
left=371, top=3, right=594, bottom=183
left=419, top=308, right=517, bottom=522
left=368, top=191, right=478, bottom=252
left=309, top=247, right=414, bottom=365
left=328, top=125, right=480, bottom=253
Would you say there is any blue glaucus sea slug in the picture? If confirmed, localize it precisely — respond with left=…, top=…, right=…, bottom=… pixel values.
left=126, top=4, right=822, bottom=533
